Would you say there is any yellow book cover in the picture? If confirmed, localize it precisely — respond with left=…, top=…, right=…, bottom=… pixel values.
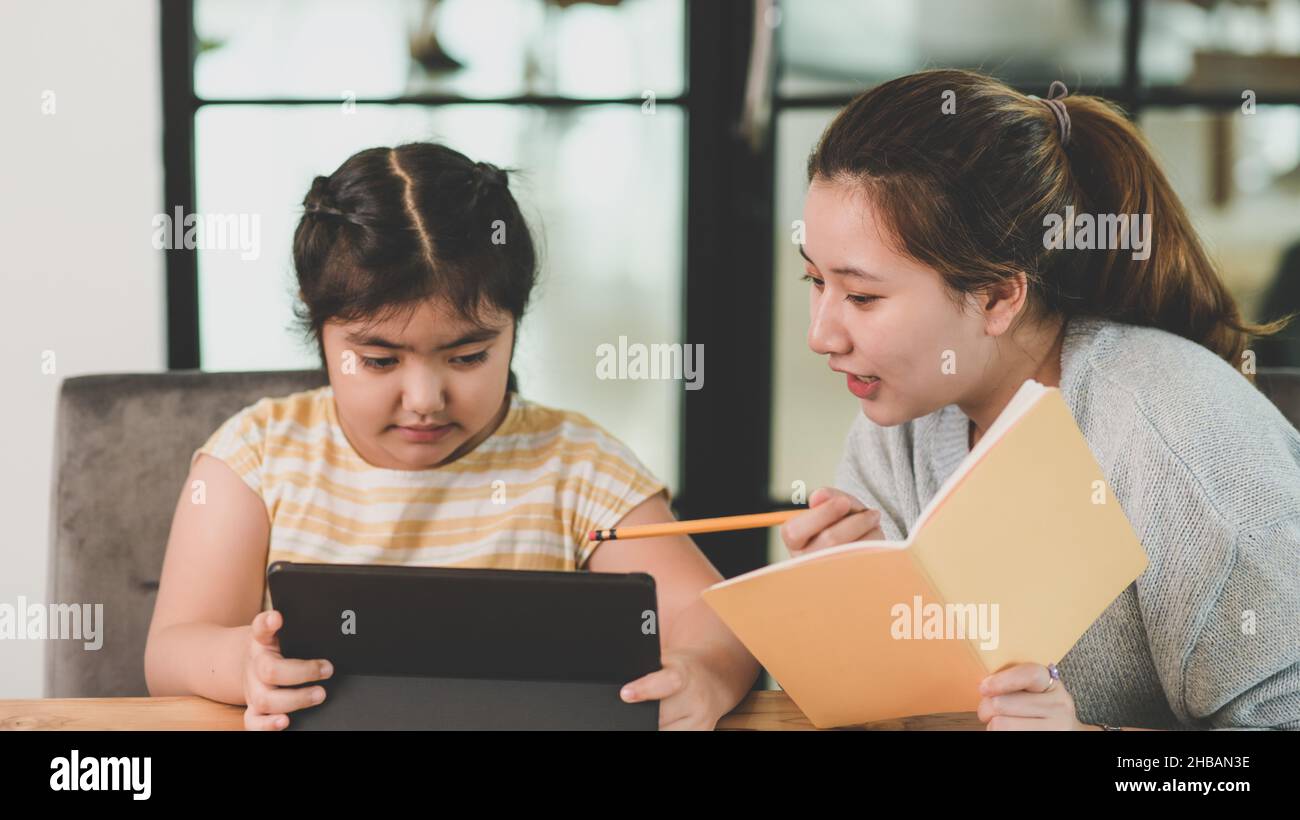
left=701, top=380, right=1149, bottom=728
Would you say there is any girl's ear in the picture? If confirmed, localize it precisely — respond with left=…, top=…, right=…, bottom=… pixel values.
left=980, top=273, right=1029, bottom=337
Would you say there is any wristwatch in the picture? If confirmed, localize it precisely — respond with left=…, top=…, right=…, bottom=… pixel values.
left=1097, top=723, right=1124, bottom=731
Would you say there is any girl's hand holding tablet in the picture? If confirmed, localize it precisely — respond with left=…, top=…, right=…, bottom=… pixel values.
left=242, top=609, right=334, bottom=731
left=619, top=646, right=735, bottom=730
left=780, top=487, right=884, bottom=556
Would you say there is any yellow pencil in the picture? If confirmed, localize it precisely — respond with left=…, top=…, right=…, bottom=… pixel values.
left=588, top=509, right=803, bottom=542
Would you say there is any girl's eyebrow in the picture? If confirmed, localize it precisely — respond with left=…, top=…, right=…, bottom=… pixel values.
left=345, top=328, right=501, bottom=352
left=798, top=246, right=885, bottom=282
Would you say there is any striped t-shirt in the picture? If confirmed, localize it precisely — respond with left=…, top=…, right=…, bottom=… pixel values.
left=191, top=386, right=665, bottom=610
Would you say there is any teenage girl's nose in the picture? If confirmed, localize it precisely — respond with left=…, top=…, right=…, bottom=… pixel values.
left=807, top=290, right=852, bottom=357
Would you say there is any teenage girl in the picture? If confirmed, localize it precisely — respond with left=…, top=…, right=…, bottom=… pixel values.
left=780, top=70, right=1300, bottom=730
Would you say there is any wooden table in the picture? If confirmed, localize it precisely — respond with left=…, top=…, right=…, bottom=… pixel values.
left=0, top=691, right=981, bottom=730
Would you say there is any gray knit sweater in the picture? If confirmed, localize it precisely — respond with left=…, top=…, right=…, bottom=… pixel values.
left=834, top=315, right=1300, bottom=729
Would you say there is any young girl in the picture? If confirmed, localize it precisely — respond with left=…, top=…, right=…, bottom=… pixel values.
left=144, top=142, right=758, bottom=730
left=780, top=70, right=1300, bottom=730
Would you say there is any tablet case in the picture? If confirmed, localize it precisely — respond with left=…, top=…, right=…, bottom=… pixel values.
left=267, top=561, right=661, bottom=730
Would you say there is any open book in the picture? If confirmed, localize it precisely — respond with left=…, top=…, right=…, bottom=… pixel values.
left=701, top=380, right=1149, bottom=728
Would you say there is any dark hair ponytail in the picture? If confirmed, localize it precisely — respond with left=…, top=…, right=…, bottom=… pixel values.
left=291, top=143, right=537, bottom=392
left=808, top=68, right=1293, bottom=379
left=1058, top=94, right=1291, bottom=370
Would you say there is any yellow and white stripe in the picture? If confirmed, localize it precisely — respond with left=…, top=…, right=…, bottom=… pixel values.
left=191, top=386, right=665, bottom=610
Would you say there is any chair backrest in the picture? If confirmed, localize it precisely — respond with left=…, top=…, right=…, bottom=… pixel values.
left=45, top=369, right=328, bottom=697
left=1255, top=240, right=1300, bottom=368
left=1256, top=367, right=1300, bottom=431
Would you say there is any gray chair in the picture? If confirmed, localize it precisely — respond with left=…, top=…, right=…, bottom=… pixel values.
left=44, top=367, right=1300, bottom=698
left=45, top=369, right=327, bottom=698
left=1257, top=368, right=1300, bottom=426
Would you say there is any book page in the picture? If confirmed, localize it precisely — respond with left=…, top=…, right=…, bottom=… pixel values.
left=701, top=546, right=987, bottom=727
left=910, top=379, right=1047, bottom=534
left=909, top=389, right=1148, bottom=671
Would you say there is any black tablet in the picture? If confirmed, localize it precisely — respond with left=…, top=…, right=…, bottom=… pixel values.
left=266, top=561, right=661, bottom=730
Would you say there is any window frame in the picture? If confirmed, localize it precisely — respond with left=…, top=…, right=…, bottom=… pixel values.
left=162, top=0, right=1300, bottom=578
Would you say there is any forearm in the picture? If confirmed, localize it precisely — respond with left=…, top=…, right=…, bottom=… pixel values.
left=145, top=622, right=249, bottom=705
left=664, top=596, right=759, bottom=711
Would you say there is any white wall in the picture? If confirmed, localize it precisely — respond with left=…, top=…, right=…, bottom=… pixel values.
left=0, top=1, right=165, bottom=697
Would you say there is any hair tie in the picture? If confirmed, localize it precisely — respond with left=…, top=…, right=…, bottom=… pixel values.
left=1030, top=80, right=1071, bottom=146
left=473, top=161, right=507, bottom=188
left=304, top=202, right=348, bottom=220
left=304, top=175, right=351, bottom=221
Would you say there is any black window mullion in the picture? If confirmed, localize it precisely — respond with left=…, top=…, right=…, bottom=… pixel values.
left=161, top=0, right=199, bottom=370
left=680, top=0, right=775, bottom=580
left=194, top=95, right=689, bottom=107
left=1122, top=0, right=1146, bottom=118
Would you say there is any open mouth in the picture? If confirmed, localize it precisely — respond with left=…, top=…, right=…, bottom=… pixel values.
left=845, top=372, right=882, bottom=398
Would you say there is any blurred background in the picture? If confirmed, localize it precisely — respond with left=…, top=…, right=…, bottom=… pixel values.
left=4, top=0, right=1300, bottom=697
